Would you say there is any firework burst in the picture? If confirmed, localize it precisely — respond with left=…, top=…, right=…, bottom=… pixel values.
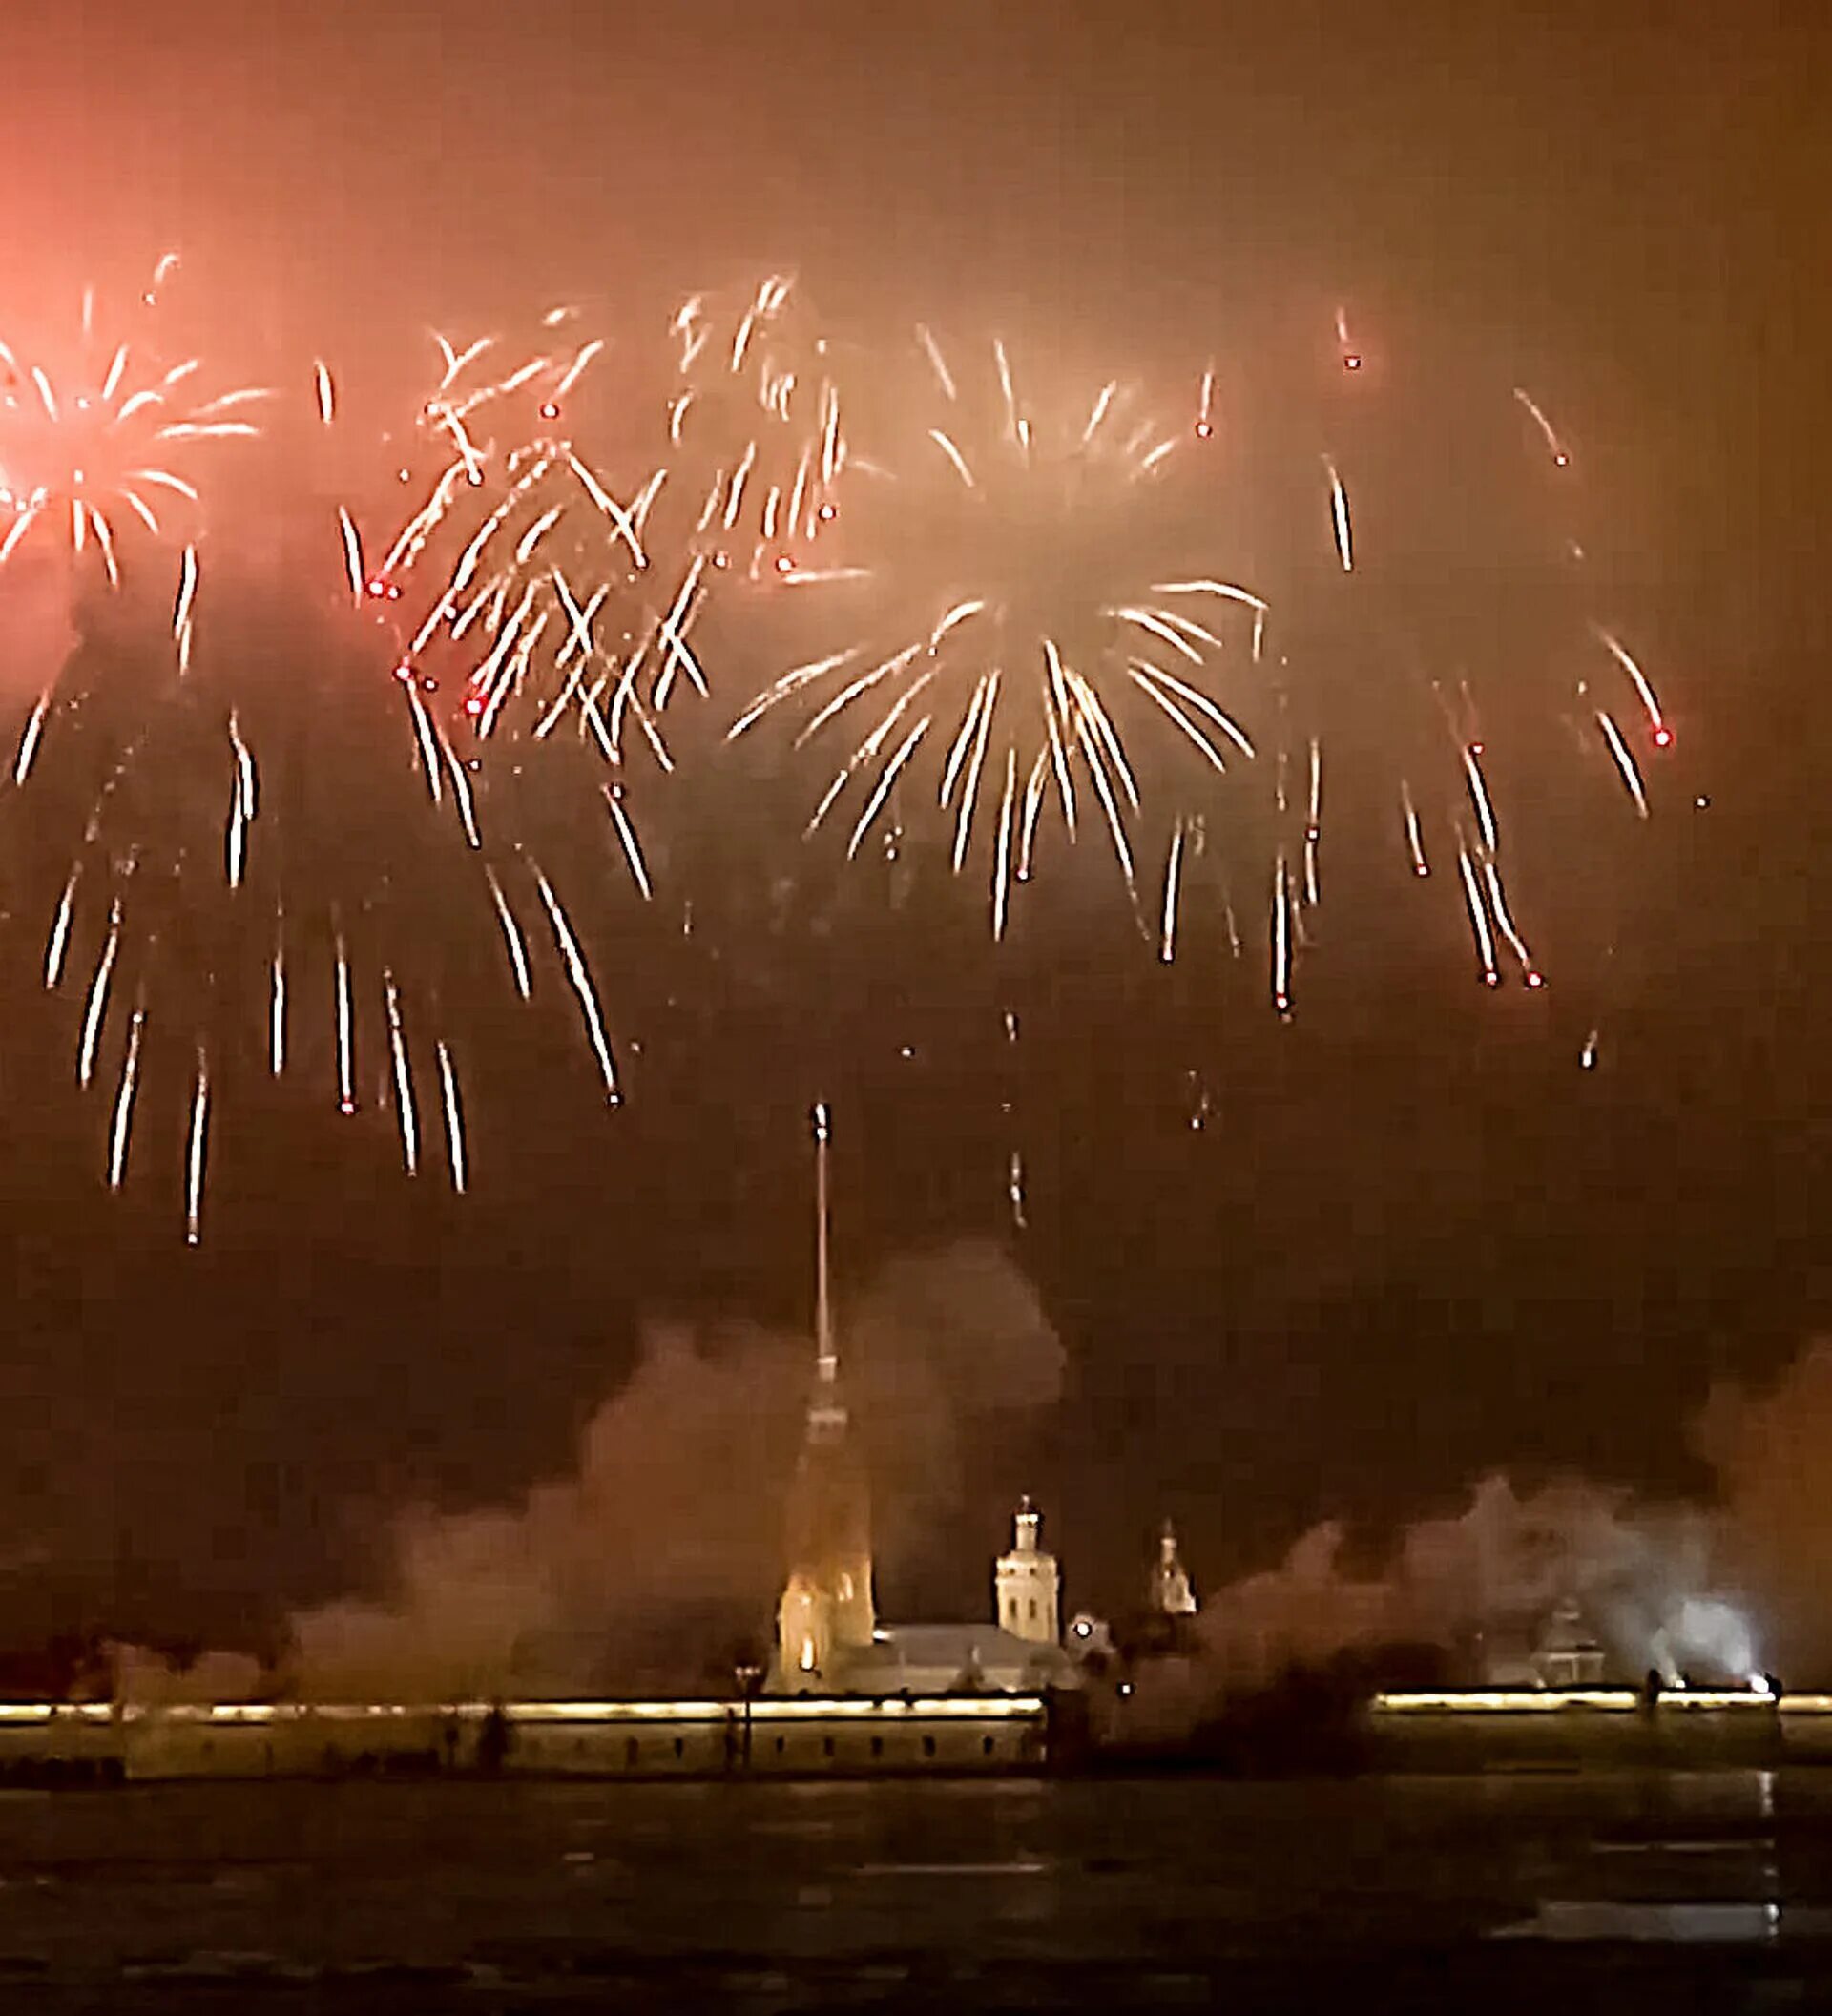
left=0, top=266, right=266, bottom=659
left=731, top=329, right=1265, bottom=938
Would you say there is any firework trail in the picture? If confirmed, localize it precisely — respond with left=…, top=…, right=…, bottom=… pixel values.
left=732, top=328, right=1265, bottom=939
left=666, top=274, right=846, bottom=588
left=0, top=500, right=648, bottom=1243
left=1258, top=306, right=1668, bottom=1015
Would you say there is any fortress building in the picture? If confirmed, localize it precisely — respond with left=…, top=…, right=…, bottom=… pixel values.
left=767, top=1105, right=1075, bottom=1697
left=1151, top=1522, right=1198, bottom=1617
left=997, top=1498, right=1062, bottom=1645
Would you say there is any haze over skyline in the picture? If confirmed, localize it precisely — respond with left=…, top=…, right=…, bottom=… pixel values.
left=0, top=0, right=1825, bottom=1667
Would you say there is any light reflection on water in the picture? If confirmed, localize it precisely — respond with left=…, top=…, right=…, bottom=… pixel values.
left=1497, top=1900, right=1798, bottom=1942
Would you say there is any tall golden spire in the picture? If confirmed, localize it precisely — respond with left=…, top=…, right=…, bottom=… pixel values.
left=814, top=1101, right=835, bottom=1387
left=774, top=1099, right=876, bottom=1685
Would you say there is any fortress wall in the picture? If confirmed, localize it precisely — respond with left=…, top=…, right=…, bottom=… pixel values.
left=10, top=1694, right=1058, bottom=1781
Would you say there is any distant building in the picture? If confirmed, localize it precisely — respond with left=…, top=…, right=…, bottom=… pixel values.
left=1478, top=1596, right=1607, bottom=1689
left=996, top=1498, right=1061, bottom=1645
left=765, top=1109, right=1075, bottom=1697
left=1531, top=1598, right=1607, bottom=1689
left=1150, top=1522, right=1198, bottom=1617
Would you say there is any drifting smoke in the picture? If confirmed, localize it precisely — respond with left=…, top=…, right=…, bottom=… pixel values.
left=274, top=1238, right=1062, bottom=1699
left=1176, top=1349, right=1832, bottom=1704
left=1194, top=1474, right=1739, bottom=1694
left=1695, top=1340, right=1832, bottom=1681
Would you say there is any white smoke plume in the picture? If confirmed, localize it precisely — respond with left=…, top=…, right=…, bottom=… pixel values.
left=281, top=1239, right=1064, bottom=1700
left=1176, top=1341, right=1832, bottom=1701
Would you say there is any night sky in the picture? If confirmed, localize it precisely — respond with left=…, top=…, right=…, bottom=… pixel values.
left=0, top=1, right=1827, bottom=1664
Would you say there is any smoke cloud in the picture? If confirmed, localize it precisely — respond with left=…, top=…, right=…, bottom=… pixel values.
left=1178, top=1344, right=1832, bottom=1699
left=271, top=1238, right=1062, bottom=1699
left=1694, top=1340, right=1832, bottom=1680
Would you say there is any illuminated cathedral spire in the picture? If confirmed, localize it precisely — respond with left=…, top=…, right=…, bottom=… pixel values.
left=774, top=1101, right=876, bottom=1687
left=1151, top=1521, right=1198, bottom=1617
left=814, top=1100, right=836, bottom=1388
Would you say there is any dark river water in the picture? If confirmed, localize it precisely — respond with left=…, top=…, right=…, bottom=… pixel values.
left=1, top=1768, right=1829, bottom=2010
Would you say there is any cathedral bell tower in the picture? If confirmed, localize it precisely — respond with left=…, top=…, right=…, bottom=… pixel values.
left=775, top=1104, right=876, bottom=1687
left=995, top=1497, right=1061, bottom=1646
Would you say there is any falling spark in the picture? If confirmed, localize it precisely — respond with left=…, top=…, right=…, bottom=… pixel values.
left=337, top=507, right=364, bottom=603
left=534, top=868, right=619, bottom=1103
left=1595, top=710, right=1651, bottom=818
left=383, top=972, right=419, bottom=1176
left=1481, top=858, right=1536, bottom=976
left=1303, top=738, right=1322, bottom=904
left=1272, top=853, right=1292, bottom=1015
left=1159, top=820, right=1185, bottom=963
left=1325, top=458, right=1353, bottom=571
left=185, top=1055, right=209, bottom=1247
left=1461, top=744, right=1500, bottom=854
left=334, top=934, right=356, bottom=1112
left=604, top=784, right=653, bottom=900
left=1400, top=780, right=1429, bottom=875
left=270, top=944, right=286, bottom=1074
left=436, top=1041, right=467, bottom=1194
left=1512, top=386, right=1570, bottom=467
left=1581, top=1028, right=1599, bottom=1070
left=45, top=870, right=76, bottom=988
left=106, top=1007, right=145, bottom=1190
left=1195, top=366, right=1215, bottom=438
left=485, top=866, right=532, bottom=999
left=1593, top=626, right=1670, bottom=746
left=13, top=693, right=51, bottom=785
left=76, top=904, right=121, bottom=1087
left=1008, top=1150, right=1028, bottom=1231
left=1456, top=845, right=1501, bottom=986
